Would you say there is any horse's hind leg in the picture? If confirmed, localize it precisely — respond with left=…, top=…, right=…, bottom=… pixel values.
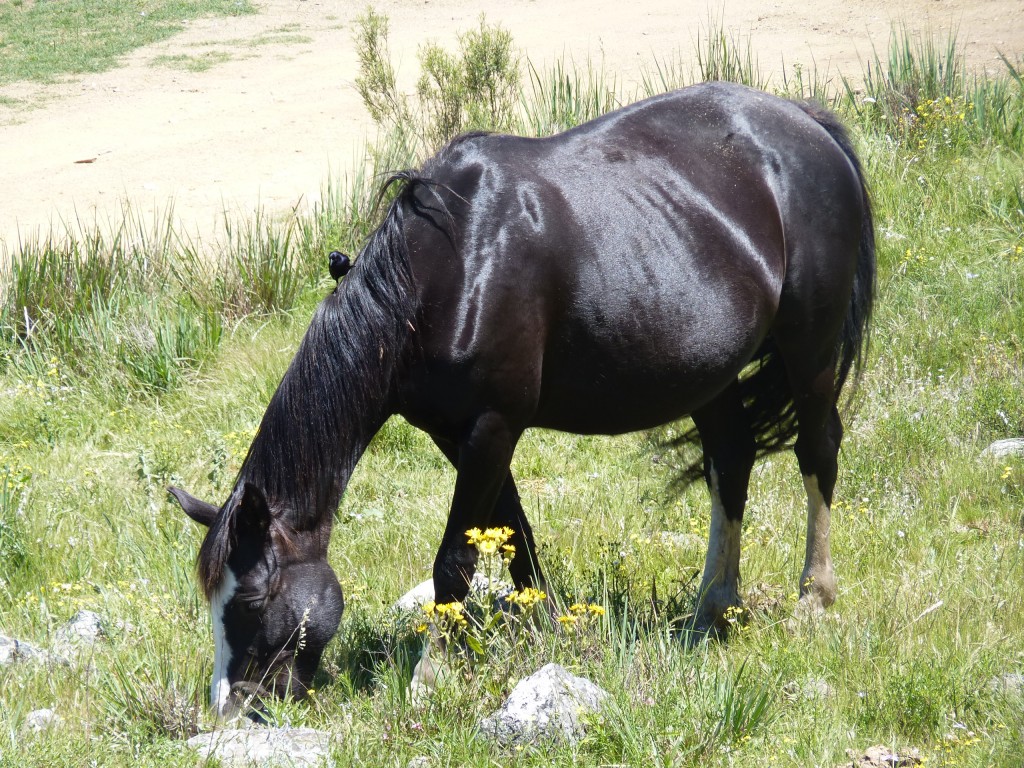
left=690, top=381, right=757, bottom=632
left=785, top=363, right=843, bottom=611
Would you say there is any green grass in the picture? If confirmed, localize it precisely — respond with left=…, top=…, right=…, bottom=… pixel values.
left=0, top=0, right=255, bottom=86
left=2, top=21, right=1024, bottom=768
left=150, top=51, right=234, bottom=72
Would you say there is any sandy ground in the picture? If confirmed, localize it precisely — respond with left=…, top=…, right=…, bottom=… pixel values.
left=1, top=0, right=1021, bottom=254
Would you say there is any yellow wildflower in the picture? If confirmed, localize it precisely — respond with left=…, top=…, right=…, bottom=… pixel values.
left=508, top=587, right=547, bottom=609
left=465, top=526, right=515, bottom=556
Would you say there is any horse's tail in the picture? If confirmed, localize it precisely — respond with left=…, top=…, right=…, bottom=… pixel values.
left=803, top=102, right=876, bottom=400
left=666, top=103, right=875, bottom=487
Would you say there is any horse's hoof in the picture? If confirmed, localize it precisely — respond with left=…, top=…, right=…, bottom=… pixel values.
left=679, top=614, right=728, bottom=647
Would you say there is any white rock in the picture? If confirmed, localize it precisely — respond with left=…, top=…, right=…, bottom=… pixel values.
left=844, top=745, right=922, bottom=767
left=54, top=610, right=104, bottom=650
left=0, top=635, right=46, bottom=665
left=479, top=663, right=609, bottom=746
left=187, top=727, right=334, bottom=768
left=394, top=579, right=436, bottom=612
left=25, top=708, right=60, bottom=733
left=393, top=574, right=513, bottom=613
left=782, top=677, right=834, bottom=701
left=657, top=531, right=705, bottom=550
left=988, top=673, right=1024, bottom=696
left=981, top=438, right=1024, bottom=459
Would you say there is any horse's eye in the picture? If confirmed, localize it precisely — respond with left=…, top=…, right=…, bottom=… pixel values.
left=244, top=598, right=265, bottom=613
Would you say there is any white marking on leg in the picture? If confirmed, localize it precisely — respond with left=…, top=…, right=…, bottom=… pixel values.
left=699, top=463, right=742, bottom=619
left=209, top=567, right=239, bottom=715
left=800, top=475, right=836, bottom=609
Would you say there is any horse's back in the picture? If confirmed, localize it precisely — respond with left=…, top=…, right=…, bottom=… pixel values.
left=401, top=83, right=867, bottom=435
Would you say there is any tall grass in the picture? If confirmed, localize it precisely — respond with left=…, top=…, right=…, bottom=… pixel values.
left=522, top=58, right=619, bottom=136
left=846, top=28, right=1024, bottom=153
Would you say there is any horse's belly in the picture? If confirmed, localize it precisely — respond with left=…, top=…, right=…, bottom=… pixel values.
left=531, top=343, right=748, bottom=435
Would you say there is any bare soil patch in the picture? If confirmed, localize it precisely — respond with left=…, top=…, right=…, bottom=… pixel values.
left=1, top=0, right=1020, bottom=252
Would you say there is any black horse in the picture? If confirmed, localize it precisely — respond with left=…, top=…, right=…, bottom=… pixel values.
left=170, top=82, right=874, bottom=715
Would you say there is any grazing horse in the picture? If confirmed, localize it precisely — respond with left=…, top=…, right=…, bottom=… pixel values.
left=169, top=81, right=875, bottom=716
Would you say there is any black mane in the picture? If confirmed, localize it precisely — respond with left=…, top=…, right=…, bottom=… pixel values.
left=196, top=173, right=425, bottom=596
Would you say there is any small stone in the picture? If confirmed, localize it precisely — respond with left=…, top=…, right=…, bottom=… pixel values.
left=394, top=579, right=435, bottom=612
left=25, top=708, right=60, bottom=733
left=988, top=673, right=1024, bottom=696
left=783, top=677, right=833, bottom=701
left=186, top=727, right=334, bottom=768
left=406, top=758, right=431, bottom=768
left=54, top=610, right=104, bottom=652
left=657, top=531, right=705, bottom=550
left=840, top=745, right=922, bottom=768
left=479, top=663, right=609, bottom=746
left=981, top=438, right=1024, bottom=459
left=0, top=635, right=46, bottom=665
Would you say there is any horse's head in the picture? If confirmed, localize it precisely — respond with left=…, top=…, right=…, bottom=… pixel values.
left=168, top=483, right=344, bottom=718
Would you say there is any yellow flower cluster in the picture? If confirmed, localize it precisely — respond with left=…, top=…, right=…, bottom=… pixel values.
left=507, top=587, right=547, bottom=610
left=465, top=526, right=515, bottom=557
left=898, top=245, right=934, bottom=273
left=1, top=455, right=33, bottom=496
left=421, top=599, right=467, bottom=626
left=556, top=601, right=606, bottom=625
left=723, top=605, right=749, bottom=632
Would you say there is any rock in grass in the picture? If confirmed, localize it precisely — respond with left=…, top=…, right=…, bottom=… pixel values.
left=782, top=677, right=834, bottom=701
left=981, top=438, right=1024, bottom=459
left=839, top=745, right=922, bottom=767
left=394, top=579, right=436, bottom=612
left=24, top=709, right=60, bottom=733
left=479, top=663, right=609, bottom=746
left=187, top=727, right=334, bottom=768
left=54, top=610, right=104, bottom=649
left=47, top=610, right=104, bottom=666
left=0, top=635, right=46, bottom=665
left=393, top=574, right=513, bottom=613
left=988, top=673, right=1024, bottom=696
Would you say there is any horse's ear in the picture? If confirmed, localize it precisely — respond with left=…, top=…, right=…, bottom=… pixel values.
left=237, top=482, right=272, bottom=535
left=168, top=486, right=219, bottom=527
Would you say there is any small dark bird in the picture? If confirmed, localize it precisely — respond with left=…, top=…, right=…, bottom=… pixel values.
left=328, top=250, right=351, bottom=281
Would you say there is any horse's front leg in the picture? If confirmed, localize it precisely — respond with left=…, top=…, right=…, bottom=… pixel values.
left=429, top=434, right=545, bottom=594
left=412, top=413, right=519, bottom=694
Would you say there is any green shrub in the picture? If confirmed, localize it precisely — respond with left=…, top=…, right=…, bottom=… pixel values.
left=356, top=11, right=520, bottom=153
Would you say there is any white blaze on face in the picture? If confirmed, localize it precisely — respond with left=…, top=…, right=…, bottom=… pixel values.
left=209, top=567, right=239, bottom=715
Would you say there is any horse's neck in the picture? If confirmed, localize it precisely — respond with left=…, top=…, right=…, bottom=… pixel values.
left=236, top=370, right=391, bottom=535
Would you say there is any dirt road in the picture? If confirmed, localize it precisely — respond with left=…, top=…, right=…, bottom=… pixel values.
left=1, top=0, right=1020, bottom=253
